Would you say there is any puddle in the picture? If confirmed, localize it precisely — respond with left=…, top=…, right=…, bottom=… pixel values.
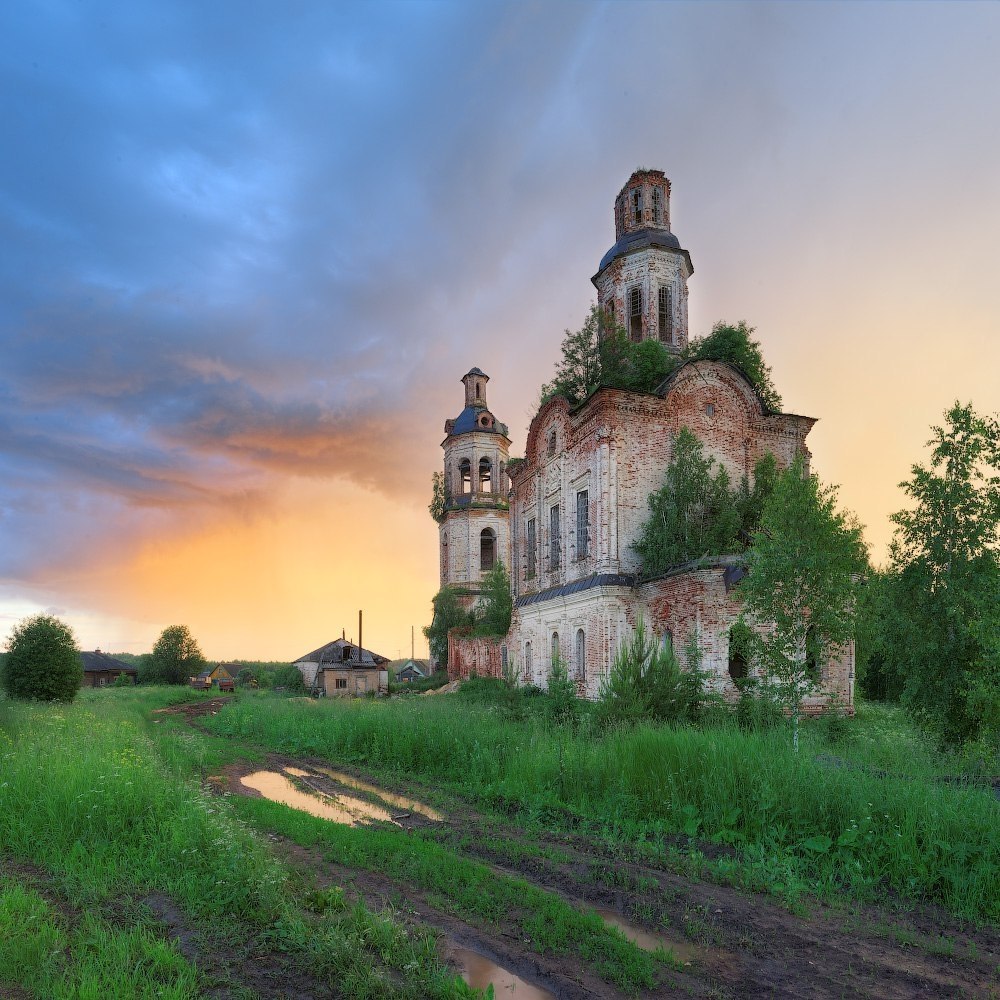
left=597, top=909, right=700, bottom=963
left=240, top=771, right=395, bottom=826
left=451, top=947, right=554, bottom=999
left=314, top=766, right=443, bottom=821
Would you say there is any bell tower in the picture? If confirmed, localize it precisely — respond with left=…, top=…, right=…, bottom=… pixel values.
left=592, top=169, right=694, bottom=353
left=439, top=368, right=511, bottom=607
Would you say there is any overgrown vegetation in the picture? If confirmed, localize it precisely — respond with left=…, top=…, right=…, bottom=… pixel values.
left=2, top=614, right=82, bottom=702
left=423, top=586, right=475, bottom=669
left=539, top=306, right=781, bottom=412
left=471, top=560, right=513, bottom=637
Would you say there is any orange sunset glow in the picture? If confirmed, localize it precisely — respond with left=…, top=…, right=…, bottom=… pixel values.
left=2, top=3, right=998, bottom=660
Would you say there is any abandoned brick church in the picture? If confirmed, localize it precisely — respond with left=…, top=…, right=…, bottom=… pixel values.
left=438, top=169, right=854, bottom=713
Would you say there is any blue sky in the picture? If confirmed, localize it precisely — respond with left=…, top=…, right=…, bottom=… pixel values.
left=2, top=1, right=998, bottom=658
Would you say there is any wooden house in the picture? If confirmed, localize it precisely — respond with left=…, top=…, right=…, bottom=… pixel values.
left=80, top=650, right=137, bottom=688
left=293, top=639, right=389, bottom=697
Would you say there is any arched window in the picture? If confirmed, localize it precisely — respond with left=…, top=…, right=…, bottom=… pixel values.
left=658, top=286, right=673, bottom=344
left=660, top=629, right=673, bottom=653
left=524, top=641, right=533, bottom=679
left=728, top=626, right=748, bottom=681
left=551, top=631, right=560, bottom=668
left=629, top=286, right=642, bottom=342
left=575, top=628, right=585, bottom=681
left=652, top=186, right=662, bottom=224
left=479, top=457, right=492, bottom=493
left=547, top=429, right=557, bottom=457
left=480, top=528, right=496, bottom=572
left=441, top=535, right=449, bottom=577
left=631, top=187, right=642, bottom=224
left=460, top=459, right=472, bottom=494
left=805, top=626, right=820, bottom=682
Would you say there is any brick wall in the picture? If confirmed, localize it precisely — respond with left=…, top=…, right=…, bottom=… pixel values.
left=447, top=629, right=507, bottom=681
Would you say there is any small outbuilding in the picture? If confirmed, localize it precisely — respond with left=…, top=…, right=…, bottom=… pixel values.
left=395, top=659, right=429, bottom=683
left=191, top=663, right=239, bottom=689
left=294, top=638, right=389, bottom=697
left=80, top=650, right=137, bottom=688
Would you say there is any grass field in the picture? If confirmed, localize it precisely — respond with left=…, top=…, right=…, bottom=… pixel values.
left=2, top=683, right=998, bottom=998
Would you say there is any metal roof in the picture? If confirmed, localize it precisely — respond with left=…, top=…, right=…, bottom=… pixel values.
left=514, top=573, right=636, bottom=609
left=463, top=367, right=488, bottom=379
left=447, top=405, right=509, bottom=437
left=594, top=227, right=693, bottom=276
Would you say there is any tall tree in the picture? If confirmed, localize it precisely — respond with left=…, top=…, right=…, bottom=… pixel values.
left=633, top=428, right=742, bottom=575
left=423, top=587, right=474, bottom=669
left=3, top=614, right=82, bottom=702
left=143, top=625, right=206, bottom=685
left=886, top=403, right=1000, bottom=746
left=737, top=457, right=867, bottom=750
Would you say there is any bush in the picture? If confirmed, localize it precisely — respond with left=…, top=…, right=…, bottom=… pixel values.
left=732, top=679, right=785, bottom=732
left=3, top=615, right=82, bottom=702
left=546, top=655, right=579, bottom=726
left=272, top=665, right=306, bottom=692
left=142, top=625, right=206, bottom=685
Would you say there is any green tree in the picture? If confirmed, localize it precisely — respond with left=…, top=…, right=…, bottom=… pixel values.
left=735, top=452, right=778, bottom=543
left=423, top=587, right=474, bottom=670
left=633, top=428, right=742, bottom=575
left=473, top=561, right=513, bottom=637
left=546, top=653, right=579, bottom=725
left=3, top=614, right=82, bottom=702
left=142, top=625, right=206, bottom=685
left=885, top=403, right=1000, bottom=746
left=429, top=471, right=445, bottom=523
left=685, top=320, right=782, bottom=411
left=540, top=304, right=607, bottom=406
left=737, top=456, right=867, bottom=751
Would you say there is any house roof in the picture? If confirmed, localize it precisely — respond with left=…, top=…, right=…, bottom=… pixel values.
left=294, top=638, right=389, bottom=667
left=80, top=651, right=137, bottom=674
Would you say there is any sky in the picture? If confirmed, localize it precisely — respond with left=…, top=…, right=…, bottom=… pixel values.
left=1, top=1, right=998, bottom=661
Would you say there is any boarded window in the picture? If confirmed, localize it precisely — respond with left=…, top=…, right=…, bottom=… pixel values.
left=460, top=459, right=472, bottom=494
left=576, top=490, right=589, bottom=558
left=549, top=504, right=561, bottom=568
left=480, top=528, right=496, bottom=572
left=658, top=286, right=673, bottom=344
left=479, top=457, right=492, bottom=492
left=526, top=518, right=536, bottom=578
left=629, top=286, right=642, bottom=342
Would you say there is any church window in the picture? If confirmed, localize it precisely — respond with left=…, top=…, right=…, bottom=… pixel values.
left=576, top=490, right=589, bottom=558
left=728, top=625, right=748, bottom=681
left=652, top=186, right=662, bottom=224
left=551, top=631, right=560, bottom=666
left=629, top=286, right=643, bottom=342
left=547, top=429, right=557, bottom=457
left=460, top=459, right=472, bottom=494
left=480, top=528, right=496, bottom=573
left=479, top=457, right=492, bottom=492
left=526, top=518, right=536, bottom=579
left=705, top=403, right=715, bottom=417
left=441, top=535, right=448, bottom=576
left=661, top=628, right=673, bottom=652
left=658, top=286, right=673, bottom=343
left=525, top=641, right=532, bottom=678
left=805, top=626, right=821, bottom=682
left=575, top=628, right=586, bottom=681
left=631, top=188, right=642, bottom=224
left=549, top=504, right=561, bottom=568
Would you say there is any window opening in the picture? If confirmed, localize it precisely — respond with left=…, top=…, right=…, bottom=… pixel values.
left=335, top=678, right=348, bottom=689
left=658, top=286, right=673, bottom=343
left=576, top=490, right=589, bottom=558
left=525, top=641, right=532, bottom=678
left=526, top=518, right=536, bottom=579
left=629, top=286, right=642, bottom=342
left=551, top=631, right=560, bottom=666
left=479, top=457, right=492, bottom=492
left=631, top=188, right=642, bottom=224
left=575, top=628, right=585, bottom=681
left=549, top=504, right=561, bottom=569
left=652, top=186, right=662, bottom=224
left=442, top=535, right=448, bottom=576
left=480, top=528, right=496, bottom=572
left=341, top=646, right=351, bottom=662
left=805, top=626, right=820, bottom=682
left=460, top=459, right=472, bottom=494
left=547, top=429, right=557, bottom=457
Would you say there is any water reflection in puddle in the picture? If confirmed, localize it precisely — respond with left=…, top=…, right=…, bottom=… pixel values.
left=314, top=766, right=443, bottom=821
left=240, top=771, right=395, bottom=826
left=451, top=947, right=554, bottom=999
left=597, top=909, right=699, bottom=963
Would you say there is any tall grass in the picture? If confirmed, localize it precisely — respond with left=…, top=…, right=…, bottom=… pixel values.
left=208, top=694, right=1000, bottom=921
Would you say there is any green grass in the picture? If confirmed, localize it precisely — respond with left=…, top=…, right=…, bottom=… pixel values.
left=233, top=794, right=666, bottom=993
left=0, top=687, right=481, bottom=998
left=205, top=693, right=1000, bottom=922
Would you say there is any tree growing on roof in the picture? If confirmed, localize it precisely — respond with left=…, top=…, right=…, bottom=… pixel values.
left=142, top=625, right=206, bottom=685
left=473, top=560, right=513, bottom=637
left=2, top=614, right=82, bottom=702
left=684, top=321, right=782, bottom=411
left=737, top=456, right=867, bottom=751
left=423, top=586, right=474, bottom=669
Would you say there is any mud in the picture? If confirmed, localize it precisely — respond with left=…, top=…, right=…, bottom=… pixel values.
left=450, top=945, right=555, bottom=998
left=241, top=769, right=396, bottom=826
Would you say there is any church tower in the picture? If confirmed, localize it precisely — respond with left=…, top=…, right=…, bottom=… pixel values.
left=592, top=169, right=694, bottom=352
left=439, top=368, right=511, bottom=607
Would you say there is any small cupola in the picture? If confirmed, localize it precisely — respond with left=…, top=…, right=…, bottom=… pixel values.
left=462, top=368, right=489, bottom=408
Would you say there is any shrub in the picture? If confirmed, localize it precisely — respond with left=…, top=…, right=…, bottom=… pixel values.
left=546, top=655, right=579, bottom=725
left=3, top=614, right=82, bottom=702
left=732, top=679, right=785, bottom=732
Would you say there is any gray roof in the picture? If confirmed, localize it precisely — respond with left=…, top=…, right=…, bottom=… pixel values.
left=80, top=651, right=136, bottom=674
left=463, top=367, right=488, bottom=379
left=447, top=405, right=509, bottom=437
left=294, top=637, right=389, bottom=667
left=595, top=227, right=692, bottom=276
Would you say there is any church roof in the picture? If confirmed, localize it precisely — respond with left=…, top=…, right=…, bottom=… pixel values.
left=447, top=405, right=508, bottom=437
left=463, top=367, right=488, bottom=379
left=595, top=226, right=693, bottom=276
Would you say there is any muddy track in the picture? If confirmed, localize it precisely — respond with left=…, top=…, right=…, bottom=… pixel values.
left=172, top=697, right=1000, bottom=999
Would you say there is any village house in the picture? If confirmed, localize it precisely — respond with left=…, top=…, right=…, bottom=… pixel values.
left=293, top=638, right=390, bottom=697
left=80, top=650, right=137, bottom=687
left=191, top=663, right=240, bottom=690
left=394, top=659, right=429, bottom=684
left=441, top=169, right=854, bottom=714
